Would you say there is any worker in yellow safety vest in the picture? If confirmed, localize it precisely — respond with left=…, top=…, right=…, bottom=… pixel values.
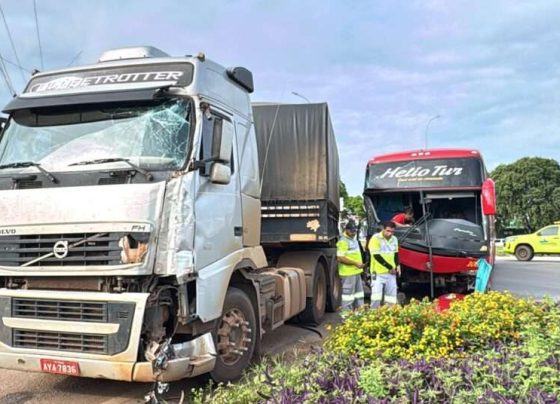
left=336, top=220, right=366, bottom=310
left=368, top=221, right=400, bottom=308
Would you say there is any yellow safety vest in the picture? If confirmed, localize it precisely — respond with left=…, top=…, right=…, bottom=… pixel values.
left=337, top=234, right=363, bottom=277
left=368, top=232, right=398, bottom=274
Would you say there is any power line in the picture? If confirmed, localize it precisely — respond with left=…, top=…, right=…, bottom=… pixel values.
left=0, top=55, right=31, bottom=73
left=0, top=32, right=15, bottom=96
left=66, top=50, right=83, bottom=67
left=33, top=0, right=43, bottom=70
left=0, top=57, right=15, bottom=96
left=0, top=2, right=26, bottom=82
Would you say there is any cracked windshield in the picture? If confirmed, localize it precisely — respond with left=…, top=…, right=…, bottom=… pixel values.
left=0, top=99, right=190, bottom=170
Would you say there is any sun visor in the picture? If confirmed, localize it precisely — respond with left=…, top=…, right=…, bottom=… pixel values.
left=4, top=62, right=194, bottom=112
left=3, top=88, right=169, bottom=112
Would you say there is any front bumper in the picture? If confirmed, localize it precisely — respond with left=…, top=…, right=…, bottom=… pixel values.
left=0, top=289, right=216, bottom=382
left=0, top=334, right=216, bottom=382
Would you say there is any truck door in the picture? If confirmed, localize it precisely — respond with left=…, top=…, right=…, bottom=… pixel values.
left=536, top=225, right=560, bottom=253
left=194, top=111, right=243, bottom=269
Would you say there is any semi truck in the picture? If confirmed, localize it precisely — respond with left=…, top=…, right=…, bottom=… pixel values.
left=0, top=46, right=341, bottom=383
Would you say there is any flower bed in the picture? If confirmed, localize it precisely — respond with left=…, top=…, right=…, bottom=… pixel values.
left=191, top=292, right=560, bottom=403
left=326, top=291, right=545, bottom=360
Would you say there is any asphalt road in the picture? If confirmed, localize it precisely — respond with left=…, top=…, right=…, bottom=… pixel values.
left=0, top=313, right=340, bottom=404
left=490, top=256, right=560, bottom=299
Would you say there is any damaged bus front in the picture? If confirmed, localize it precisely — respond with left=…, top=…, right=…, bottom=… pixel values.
left=364, top=149, right=496, bottom=294
left=0, top=46, right=262, bottom=382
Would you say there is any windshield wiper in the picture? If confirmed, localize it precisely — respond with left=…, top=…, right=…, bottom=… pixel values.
left=68, top=158, right=153, bottom=181
left=0, top=161, right=58, bottom=184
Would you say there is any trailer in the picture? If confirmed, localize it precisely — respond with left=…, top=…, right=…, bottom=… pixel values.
left=254, top=102, right=341, bottom=315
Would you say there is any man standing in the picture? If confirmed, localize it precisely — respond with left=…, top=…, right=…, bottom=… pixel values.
left=369, top=221, right=400, bottom=308
left=336, top=221, right=365, bottom=310
left=391, top=207, right=414, bottom=227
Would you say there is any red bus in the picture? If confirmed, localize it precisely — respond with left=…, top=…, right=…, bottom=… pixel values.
left=363, top=149, right=496, bottom=295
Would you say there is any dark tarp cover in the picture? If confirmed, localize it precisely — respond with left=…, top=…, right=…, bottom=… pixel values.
left=252, top=103, right=339, bottom=209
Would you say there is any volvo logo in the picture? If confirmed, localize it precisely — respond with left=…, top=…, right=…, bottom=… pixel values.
left=53, top=240, right=69, bottom=259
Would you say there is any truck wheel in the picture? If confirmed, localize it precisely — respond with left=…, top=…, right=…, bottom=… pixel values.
left=515, top=245, right=534, bottom=261
left=299, top=262, right=327, bottom=325
left=210, top=287, right=257, bottom=383
left=326, top=268, right=341, bottom=312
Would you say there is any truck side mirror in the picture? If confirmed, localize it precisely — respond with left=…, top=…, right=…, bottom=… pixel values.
left=211, top=118, right=233, bottom=163
left=210, top=162, right=231, bottom=184
left=199, top=114, right=234, bottom=176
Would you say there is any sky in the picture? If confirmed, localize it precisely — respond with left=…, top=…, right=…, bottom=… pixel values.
left=0, top=0, right=558, bottom=195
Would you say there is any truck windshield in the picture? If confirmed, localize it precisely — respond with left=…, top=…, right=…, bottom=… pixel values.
left=0, top=99, right=191, bottom=171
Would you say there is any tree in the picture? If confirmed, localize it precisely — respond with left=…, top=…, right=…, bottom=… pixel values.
left=491, top=157, right=560, bottom=233
left=345, top=195, right=365, bottom=218
left=340, top=181, right=365, bottom=219
left=340, top=181, right=349, bottom=200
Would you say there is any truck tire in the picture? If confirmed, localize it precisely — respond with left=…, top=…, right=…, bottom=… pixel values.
left=515, top=245, right=534, bottom=261
left=210, top=287, right=257, bottom=383
left=298, top=262, right=327, bottom=325
left=326, top=268, right=341, bottom=312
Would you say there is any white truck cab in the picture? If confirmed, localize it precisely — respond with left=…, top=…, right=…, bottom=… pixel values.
left=0, top=46, right=341, bottom=383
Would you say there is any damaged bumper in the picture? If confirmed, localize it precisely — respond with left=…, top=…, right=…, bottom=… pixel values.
left=0, top=334, right=216, bottom=382
left=0, top=289, right=216, bottom=382
left=132, top=334, right=216, bottom=382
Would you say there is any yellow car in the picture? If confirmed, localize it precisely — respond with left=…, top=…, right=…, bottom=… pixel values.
left=503, top=224, right=560, bottom=261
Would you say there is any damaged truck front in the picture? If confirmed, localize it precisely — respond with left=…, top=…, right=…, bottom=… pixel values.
left=0, top=46, right=341, bottom=383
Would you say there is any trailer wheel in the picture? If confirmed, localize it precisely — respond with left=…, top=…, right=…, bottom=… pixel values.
left=515, top=245, right=534, bottom=261
left=326, top=268, right=342, bottom=312
left=210, top=287, right=257, bottom=383
left=299, top=262, right=327, bottom=325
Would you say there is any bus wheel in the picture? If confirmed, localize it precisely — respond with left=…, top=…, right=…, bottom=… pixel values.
left=299, top=262, right=327, bottom=325
left=211, top=287, right=257, bottom=383
left=515, top=245, right=534, bottom=261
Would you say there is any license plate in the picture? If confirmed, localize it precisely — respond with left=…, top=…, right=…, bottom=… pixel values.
left=40, top=359, right=80, bottom=376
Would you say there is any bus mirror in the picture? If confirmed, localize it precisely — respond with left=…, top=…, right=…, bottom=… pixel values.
left=481, top=179, right=496, bottom=216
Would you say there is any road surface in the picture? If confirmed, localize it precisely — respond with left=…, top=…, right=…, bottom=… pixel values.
left=490, top=256, right=560, bottom=300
